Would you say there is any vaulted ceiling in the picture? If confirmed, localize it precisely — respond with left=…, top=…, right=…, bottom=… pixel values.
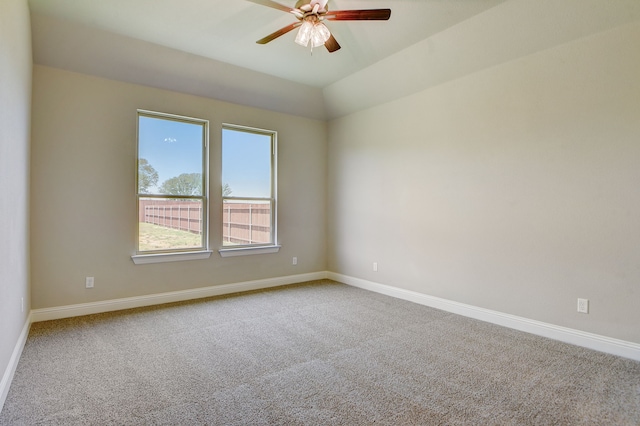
left=28, top=0, right=640, bottom=120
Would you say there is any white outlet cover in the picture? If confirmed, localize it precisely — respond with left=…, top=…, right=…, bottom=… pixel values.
left=577, top=298, right=589, bottom=313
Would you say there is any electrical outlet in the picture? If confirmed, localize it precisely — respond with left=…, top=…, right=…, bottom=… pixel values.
left=292, top=257, right=297, bottom=265
left=21, top=297, right=24, bottom=313
left=373, top=262, right=378, bottom=272
left=577, top=298, right=589, bottom=314
left=86, top=277, right=95, bottom=289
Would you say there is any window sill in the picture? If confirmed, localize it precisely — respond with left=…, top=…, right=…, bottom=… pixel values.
left=131, top=250, right=213, bottom=265
left=218, top=245, right=281, bottom=258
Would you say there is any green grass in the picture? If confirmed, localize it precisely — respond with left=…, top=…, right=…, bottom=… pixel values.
left=139, top=222, right=202, bottom=251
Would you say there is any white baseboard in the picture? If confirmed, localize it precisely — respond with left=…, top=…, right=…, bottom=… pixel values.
left=0, top=313, right=31, bottom=414
left=25, top=270, right=640, bottom=361
left=328, top=272, right=640, bottom=362
left=31, top=271, right=328, bottom=323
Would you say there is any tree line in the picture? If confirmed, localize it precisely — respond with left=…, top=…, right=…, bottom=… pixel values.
left=138, top=158, right=231, bottom=196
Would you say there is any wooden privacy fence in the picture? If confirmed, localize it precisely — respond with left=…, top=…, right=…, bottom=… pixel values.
left=139, top=199, right=271, bottom=245
left=223, top=203, right=271, bottom=245
left=140, top=199, right=203, bottom=234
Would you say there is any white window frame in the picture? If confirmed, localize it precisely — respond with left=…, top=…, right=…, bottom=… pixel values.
left=132, top=110, right=211, bottom=264
left=219, top=123, right=279, bottom=257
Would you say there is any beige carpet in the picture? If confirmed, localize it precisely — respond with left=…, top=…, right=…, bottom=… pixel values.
left=1, top=280, right=639, bottom=425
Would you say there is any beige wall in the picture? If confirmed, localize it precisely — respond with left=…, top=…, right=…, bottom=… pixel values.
left=328, top=21, right=640, bottom=344
left=22, top=2, right=640, bottom=352
left=0, top=0, right=32, bottom=401
left=30, top=66, right=327, bottom=309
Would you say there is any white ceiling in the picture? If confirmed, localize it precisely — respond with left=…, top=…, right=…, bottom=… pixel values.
left=27, top=0, right=640, bottom=120
left=28, top=0, right=507, bottom=87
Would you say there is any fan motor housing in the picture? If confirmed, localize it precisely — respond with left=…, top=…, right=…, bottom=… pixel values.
left=295, top=1, right=328, bottom=12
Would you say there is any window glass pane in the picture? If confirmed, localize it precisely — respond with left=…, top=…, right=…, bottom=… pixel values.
left=138, top=116, right=204, bottom=196
left=222, top=129, right=271, bottom=198
left=221, top=125, right=275, bottom=248
left=222, top=200, right=272, bottom=246
left=137, top=111, right=208, bottom=255
left=138, top=198, right=204, bottom=251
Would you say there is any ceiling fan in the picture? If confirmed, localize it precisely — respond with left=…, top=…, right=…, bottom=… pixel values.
left=247, top=0, right=391, bottom=53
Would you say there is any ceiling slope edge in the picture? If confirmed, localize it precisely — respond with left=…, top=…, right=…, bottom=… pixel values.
left=30, top=13, right=327, bottom=121
left=323, top=0, right=640, bottom=120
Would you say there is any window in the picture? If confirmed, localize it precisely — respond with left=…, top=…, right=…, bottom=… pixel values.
left=220, top=124, right=278, bottom=255
left=134, top=110, right=209, bottom=262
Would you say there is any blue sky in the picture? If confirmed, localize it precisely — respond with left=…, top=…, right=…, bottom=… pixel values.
left=222, top=128, right=272, bottom=198
left=138, top=115, right=203, bottom=193
left=138, top=115, right=271, bottom=197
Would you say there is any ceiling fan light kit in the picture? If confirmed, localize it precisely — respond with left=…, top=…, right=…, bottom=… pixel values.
left=295, top=20, right=331, bottom=48
left=248, top=0, right=391, bottom=53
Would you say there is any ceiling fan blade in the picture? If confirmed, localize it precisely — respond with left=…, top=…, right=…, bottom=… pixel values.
left=325, top=34, right=341, bottom=53
left=325, top=9, right=391, bottom=21
left=246, top=0, right=294, bottom=13
left=256, top=22, right=301, bottom=44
